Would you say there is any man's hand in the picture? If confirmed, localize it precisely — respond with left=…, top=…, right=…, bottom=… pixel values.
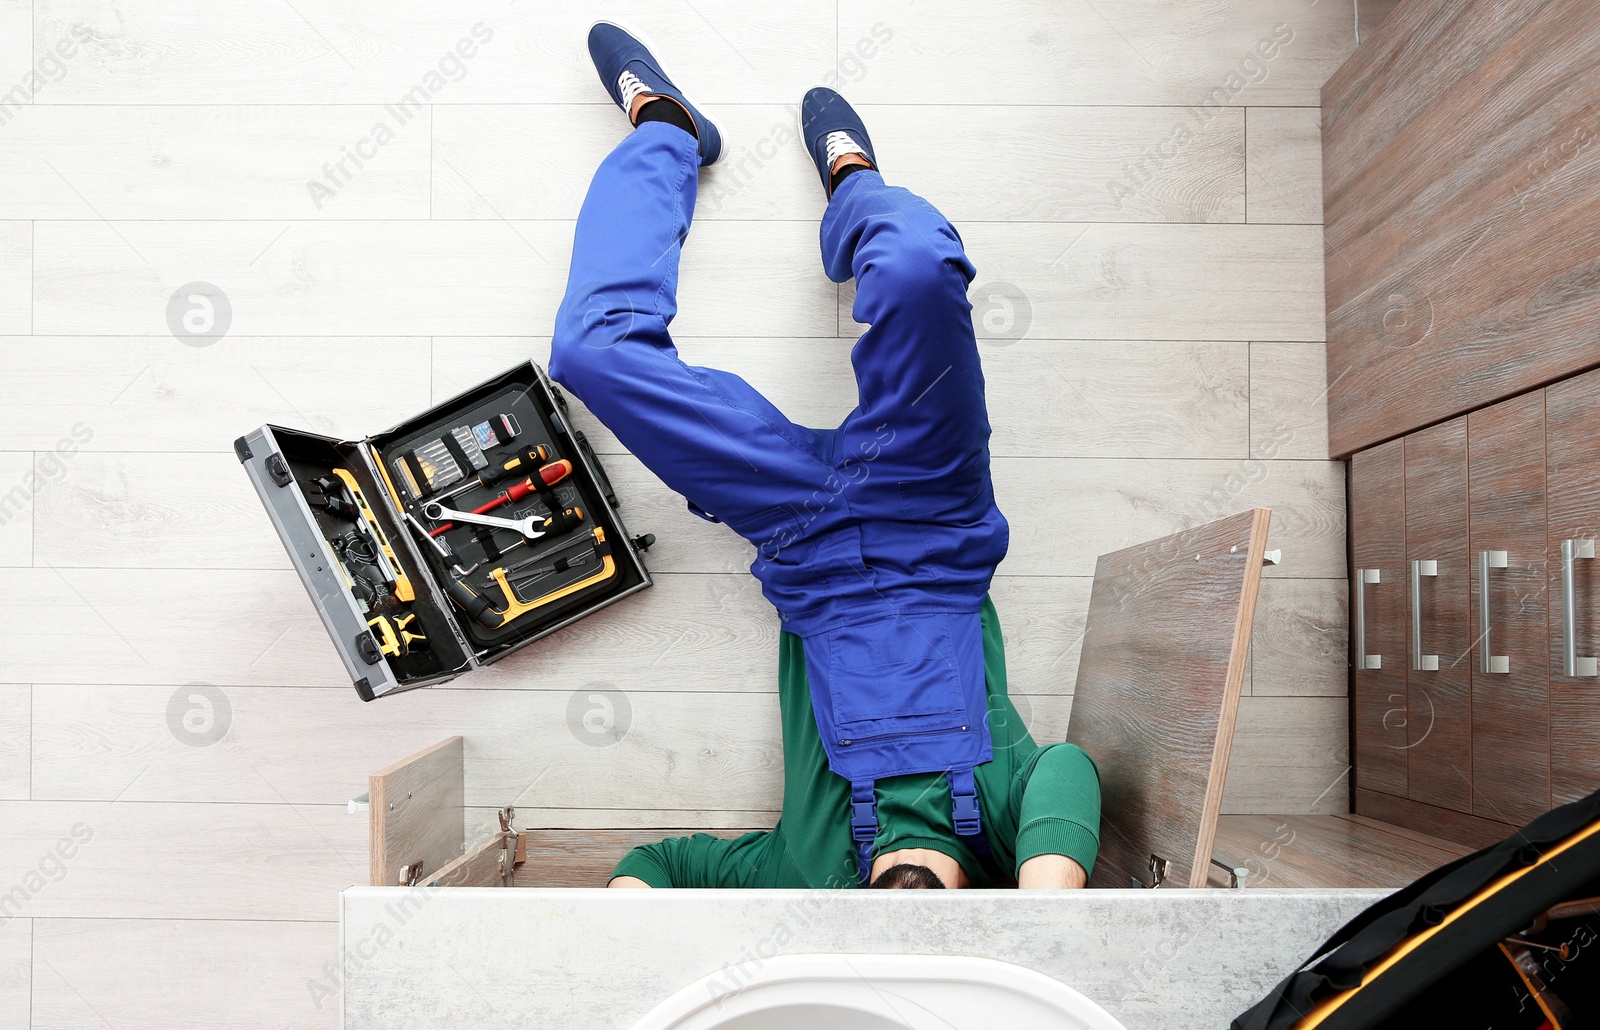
left=608, top=875, right=653, bottom=888
left=1017, top=854, right=1087, bottom=889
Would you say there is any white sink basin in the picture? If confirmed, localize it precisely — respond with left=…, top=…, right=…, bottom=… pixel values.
left=628, top=953, right=1129, bottom=1030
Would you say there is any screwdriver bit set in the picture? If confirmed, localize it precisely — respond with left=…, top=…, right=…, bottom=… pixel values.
left=236, top=362, right=654, bottom=700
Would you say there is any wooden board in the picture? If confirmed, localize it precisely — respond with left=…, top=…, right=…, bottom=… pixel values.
left=511, top=829, right=770, bottom=888
left=1467, top=391, right=1552, bottom=824
left=1350, top=439, right=1410, bottom=796
left=1355, top=787, right=1516, bottom=850
left=1544, top=369, right=1600, bottom=804
left=1324, top=0, right=1600, bottom=455
left=1402, top=419, right=1472, bottom=813
left=428, top=830, right=516, bottom=889
left=1211, top=812, right=1469, bottom=888
left=1067, top=507, right=1271, bottom=888
left=369, top=737, right=464, bottom=888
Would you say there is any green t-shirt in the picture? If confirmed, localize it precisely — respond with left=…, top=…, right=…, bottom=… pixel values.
left=611, top=596, right=1102, bottom=888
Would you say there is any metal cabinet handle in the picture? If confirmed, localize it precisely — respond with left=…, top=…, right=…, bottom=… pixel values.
left=1562, top=538, right=1597, bottom=677
left=1410, top=559, right=1439, bottom=671
left=1354, top=568, right=1381, bottom=670
left=1478, top=551, right=1509, bottom=674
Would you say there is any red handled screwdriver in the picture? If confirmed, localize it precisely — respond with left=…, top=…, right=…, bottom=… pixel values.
left=433, top=445, right=553, bottom=504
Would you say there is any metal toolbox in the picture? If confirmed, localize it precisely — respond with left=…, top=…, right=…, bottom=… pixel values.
left=236, top=362, right=653, bottom=700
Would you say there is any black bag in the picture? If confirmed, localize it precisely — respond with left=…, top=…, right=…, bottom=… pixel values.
left=1233, top=789, right=1600, bottom=1029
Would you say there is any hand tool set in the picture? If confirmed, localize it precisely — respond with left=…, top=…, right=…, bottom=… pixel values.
left=237, top=363, right=656, bottom=700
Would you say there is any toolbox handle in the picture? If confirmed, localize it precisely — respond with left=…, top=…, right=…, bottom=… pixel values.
left=572, top=429, right=619, bottom=511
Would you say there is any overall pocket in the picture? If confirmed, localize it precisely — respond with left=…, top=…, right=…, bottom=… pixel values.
left=825, top=614, right=969, bottom=739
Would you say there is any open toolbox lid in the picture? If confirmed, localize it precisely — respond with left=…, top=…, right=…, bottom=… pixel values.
left=237, top=362, right=652, bottom=700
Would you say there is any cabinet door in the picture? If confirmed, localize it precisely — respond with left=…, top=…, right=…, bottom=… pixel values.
left=1468, top=392, right=1550, bottom=824
left=1350, top=439, right=1408, bottom=798
left=1404, top=418, right=1471, bottom=813
left=1546, top=370, right=1600, bottom=804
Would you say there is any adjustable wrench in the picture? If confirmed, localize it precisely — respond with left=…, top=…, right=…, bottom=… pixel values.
left=421, top=501, right=547, bottom=541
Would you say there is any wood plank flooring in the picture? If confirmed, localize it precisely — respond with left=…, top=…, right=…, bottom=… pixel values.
left=0, top=2, right=1357, bottom=1025
left=1212, top=812, right=1470, bottom=888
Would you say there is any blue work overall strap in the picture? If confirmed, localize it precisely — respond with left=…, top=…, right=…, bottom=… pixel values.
left=850, top=768, right=987, bottom=886
left=808, top=608, right=993, bottom=886
left=851, top=779, right=877, bottom=886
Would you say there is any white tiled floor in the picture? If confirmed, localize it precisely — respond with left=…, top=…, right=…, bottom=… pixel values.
left=0, top=2, right=1357, bottom=1025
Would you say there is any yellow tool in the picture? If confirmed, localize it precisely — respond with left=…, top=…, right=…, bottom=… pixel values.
left=367, top=613, right=428, bottom=658
left=488, top=528, right=615, bottom=625
left=333, top=468, right=415, bottom=603
left=446, top=528, right=616, bottom=630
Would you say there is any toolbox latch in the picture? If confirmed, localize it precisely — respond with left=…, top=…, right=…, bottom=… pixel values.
left=356, top=631, right=383, bottom=666
left=265, top=453, right=293, bottom=488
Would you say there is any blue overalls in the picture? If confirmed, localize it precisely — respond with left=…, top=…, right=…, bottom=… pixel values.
left=549, top=123, right=1010, bottom=884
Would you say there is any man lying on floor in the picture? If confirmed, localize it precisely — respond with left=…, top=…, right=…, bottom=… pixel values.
left=552, top=22, right=1102, bottom=890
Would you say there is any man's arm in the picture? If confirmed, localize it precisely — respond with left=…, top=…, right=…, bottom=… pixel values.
left=606, top=830, right=776, bottom=889
left=1012, top=742, right=1102, bottom=889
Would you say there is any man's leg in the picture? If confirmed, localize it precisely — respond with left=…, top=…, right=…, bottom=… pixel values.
left=822, top=167, right=993, bottom=497
left=552, top=26, right=832, bottom=531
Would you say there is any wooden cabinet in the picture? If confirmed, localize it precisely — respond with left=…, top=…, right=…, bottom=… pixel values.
left=1323, top=0, right=1600, bottom=457
left=1468, top=392, right=1549, bottom=825
left=1546, top=370, right=1600, bottom=804
left=1350, top=439, right=1408, bottom=797
left=1402, top=418, right=1471, bottom=813
left=1349, top=383, right=1600, bottom=843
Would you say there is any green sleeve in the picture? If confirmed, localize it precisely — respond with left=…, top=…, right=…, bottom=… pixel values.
left=1012, top=742, right=1102, bottom=879
left=609, top=830, right=780, bottom=888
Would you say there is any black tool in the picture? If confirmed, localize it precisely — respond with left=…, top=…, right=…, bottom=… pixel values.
left=511, top=548, right=595, bottom=591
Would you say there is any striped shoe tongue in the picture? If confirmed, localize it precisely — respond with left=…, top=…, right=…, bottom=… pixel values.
left=824, top=130, right=866, bottom=165
left=618, top=69, right=653, bottom=111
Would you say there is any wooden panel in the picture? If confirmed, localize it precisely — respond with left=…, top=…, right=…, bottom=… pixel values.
left=1467, top=391, right=1551, bottom=824
left=1350, top=438, right=1408, bottom=796
left=1250, top=343, right=1331, bottom=460
left=437, top=104, right=1247, bottom=224
left=31, top=219, right=833, bottom=339
left=0, top=685, right=26, bottom=800
left=0, top=917, right=26, bottom=1030
left=511, top=828, right=770, bottom=888
left=1324, top=0, right=1600, bottom=455
left=0, top=106, right=429, bottom=219
left=994, top=456, right=1345, bottom=581
left=1245, top=107, right=1323, bottom=224
left=0, top=223, right=26, bottom=334
left=0, top=800, right=363, bottom=920
left=840, top=0, right=1357, bottom=106
left=428, top=830, right=514, bottom=888
left=1403, top=418, right=1471, bottom=812
left=1212, top=812, right=1469, bottom=888
left=31, top=918, right=336, bottom=1029
left=1067, top=507, right=1271, bottom=888
left=36, top=0, right=833, bottom=105
left=1545, top=369, right=1600, bottom=803
left=1220, top=696, right=1349, bottom=815
left=1355, top=787, right=1515, bottom=850
left=0, top=452, right=33, bottom=567
left=370, top=737, right=464, bottom=888
left=847, top=223, right=1326, bottom=343
left=1357, top=1, right=1403, bottom=45
left=1248, top=578, right=1348, bottom=697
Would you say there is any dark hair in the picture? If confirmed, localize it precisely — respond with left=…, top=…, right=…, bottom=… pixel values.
left=869, top=863, right=947, bottom=889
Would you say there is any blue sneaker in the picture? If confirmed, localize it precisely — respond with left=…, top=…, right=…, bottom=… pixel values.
left=800, top=87, right=878, bottom=197
left=587, top=21, right=724, bottom=166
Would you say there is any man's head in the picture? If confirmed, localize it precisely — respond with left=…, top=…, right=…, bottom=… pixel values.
left=869, top=863, right=947, bottom=889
